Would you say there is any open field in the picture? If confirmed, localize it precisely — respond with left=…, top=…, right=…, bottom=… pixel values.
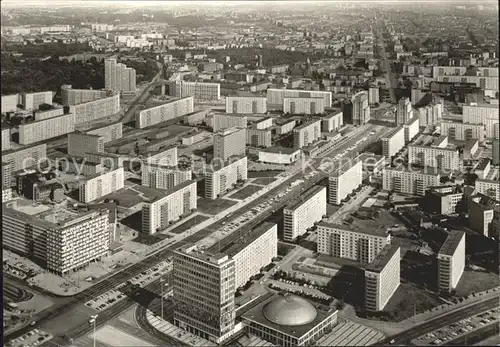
left=197, top=198, right=238, bottom=215
left=252, top=177, right=277, bottom=185
left=168, top=214, right=210, bottom=234
left=455, top=270, right=500, bottom=298
left=109, top=188, right=144, bottom=208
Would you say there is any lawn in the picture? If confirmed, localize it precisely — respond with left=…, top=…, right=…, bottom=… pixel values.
left=252, top=177, right=277, bottom=186
left=196, top=198, right=238, bottom=215
left=381, top=283, right=442, bottom=322
left=228, top=184, right=263, bottom=200
left=454, top=270, right=500, bottom=298
left=168, top=214, right=210, bottom=234
left=132, top=232, right=170, bottom=246
left=109, top=189, right=144, bottom=208
left=247, top=170, right=282, bottom=178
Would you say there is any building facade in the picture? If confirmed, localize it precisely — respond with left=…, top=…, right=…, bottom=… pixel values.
left=173, top=244, right=236, bottom=343
left=439, top=121, right=485, bottom=142
left=365, top=245, right=400, bottom=311
left=212, top=113, right=248, bottom=131
left=462, top=104, right=499, bottom=139
left=204, top=156, right=248, bottom=199
left=404, top=116, right=420, bottom=143
left=79, top=167, right=125, bottom=203
left=141, top=163, right=192, bottom=190
left=67, top=133, right=105, bottom=157
left=283, top=185, right=327, bottom=242
left=382, top=126, right=405, bottom=159
left=321, top=111, right=343, bottom=133
left=142, top=180, right=197, bottom=234
left=293, top=120, right=321, bottom=148
left=22, top=91, right=54, bottom=111
left=317, top=222, right=392, bottom=263
left=18, top=113, right=75, bottom=145
left=178, top=81, right=221, bottom=101
left=267, top=89, right=332, bottom=109
left=136, top=97, right=194, bottom=129
left=2, top=128, right=11, bottom=151
left=246, top=128, right=272, bottom=148
left=61, top=85, right=108, bottom=105
left=214, top=127, right=247, bottom=162
left=352, top=91, right=370, bottom=126
left=69, top=94, right=120, bottom=125
left=396, top=97, right=413, bottom=125
left=283, top=97, right=326, bottom=115
left=437, top=230, right=465, bottom=293
left=328, top=160, right=362, bottom=205
left=86, top=122, right=123, bottom=143
left=2, top=144, right=47, bottom=172
left=382, top=166, right=441, bottom=196
left=225, top=97, right=267, bottom=114
left=258, top=147, right=301, bottom=165
left=408, top=144, right=460, bottom=171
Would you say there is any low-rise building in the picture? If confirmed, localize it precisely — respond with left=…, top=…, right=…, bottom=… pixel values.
left=464, top=139, right=479, bottom=160
left=283, top=185, right=327, bottom=242
left=142, top=180, right=197, bottom=235
left=275, top=120, right=296, bottom=135
left=183, top=109, right=209, bottom=126
left=258, top=146, right=301, bottom=165
left=437, top=230, right=465, bottom=293
left=34, top=107, right=64, bottom=121
left=253, top=117, right=273, bottom=130
left=181, top=130, right=208, bottom=146
left=143, top=146, right=178, bottom=167
left=424, top=185, right=464, bottom=215
left=469, top=194, right=500, bottom=237
left=365, top=245, right=400, bottom=312
left=317, top=222, right=392, bottom=263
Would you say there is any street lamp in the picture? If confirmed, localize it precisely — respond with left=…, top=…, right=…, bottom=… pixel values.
left=89, top=314, right=98, bottom=347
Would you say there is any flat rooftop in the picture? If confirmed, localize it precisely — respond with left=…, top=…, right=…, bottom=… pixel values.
left=294, top=119, right=321, bottom=131
left=479, top=167, right=499, bottom=182
left=317, top=221, right=389, bottom=237
left=175, top=242, right=230, bottom=265
left=476, top=158, right=491, bottom=171
left=382, top=126, right=404, bottom=139
left=146, top=180, right=196, bottom=203
left=465, top=139, right=479, bottom=150
left=285, top=185, right=325, bottom=211
left=439, top=230, right=465, bottom=256
left=365, top=245, right=400, bottom=273
left=385, top=165, right=441, bottom=176
left=358, top=152, right=385, bottom=163
left=259, top=146, right=299, bottom=155
left=207, top=222, right=276, bottom=257
left=241, top=294, right=336, bottom=339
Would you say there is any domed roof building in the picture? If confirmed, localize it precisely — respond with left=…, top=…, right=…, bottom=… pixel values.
left=241, top=293, right=338, bottom=346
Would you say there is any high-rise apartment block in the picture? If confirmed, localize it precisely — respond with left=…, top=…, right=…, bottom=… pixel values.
left=61, top=85, right=108, bottom=105
left=69, top=94, right=120, bottom=125
left=437, top=230, right=465, bottom=293
left=213, top=127, right=247, bottom=161
left=225, top=97, right=267, bottom=114
left=408, top=136, right=460, bottom=171
left=283, top=185, right=327, bottom=242
left=86, top=122, right=123, bottom=143
left=212, top=113, right=248, bottom=131
left=171, top=81, right=221, bottom=101
left=204, top=156, right=248, bottom=199
left=365, top=245, right=400, bottom=311
left=396, top=97, right=413, bottom=125
left=136, top=97, right=194, bottom=129
left=22, top=91, right=54, bottom=111
left=2, top=128, right=11, bottom=151
left=403, top=116, right=420, bottom=143
left=321, top=110, right=343, bottom=133
left=369, top=86, right=379, bottom=105
left=2, top=144, right=47, bottom=172
left=462, top=104, right=499, bottom=139
left=209, top=222, right=277, bottom=289
left=493, top=139, right=499, bottom=165
left=67, top=132, right=105, bottom=157
left=3, top=201, right=110, bottom=275
left=418, top=103, right=442, bottom=127
left=439, top=121, right=485, bottom=142
left=18, top=113, right=75, bottom=145
left=142, top=180, right=197, bottom=235
left=267, top=89, right=332, bottom=109
left=1, top=94, right=21, bottom=113
left=433, top=66, right=498, bottom=90
left=317, top=222, right=392, bottom=263
left=275, top=120, right=296, bottom=135
left=246, top=128, right=272, bottom=148
left=474, top=167, right=500, bottom=204
left=141, top=163, right=192, bottom=190
left=253, top=117, right=273, bottom=130
left=105, top=57, right=136, bottom=93
left=382, top=126, right=405, bottom=159
left=293, top=119, right=321, bottom=148
left=79, top=167, right=124, bottom=203
left=173, top=244, right=236, bottom=343
left=283, top=97, right=325, bottom=115
left=382, top=166, right=441, bottom=196
left=352, top=91, right=370, bottom=125
left=34, top=107, right=64, bottom=121
left=328, top=159, right=362, bottom=205
left=144, top=146, right=178, bottom=167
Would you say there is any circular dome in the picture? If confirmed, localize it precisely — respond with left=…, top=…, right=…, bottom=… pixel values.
left=262, top=294, right=318, bottom=326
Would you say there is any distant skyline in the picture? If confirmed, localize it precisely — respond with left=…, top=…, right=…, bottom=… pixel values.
left=2, top=0, right=498, bottom=8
